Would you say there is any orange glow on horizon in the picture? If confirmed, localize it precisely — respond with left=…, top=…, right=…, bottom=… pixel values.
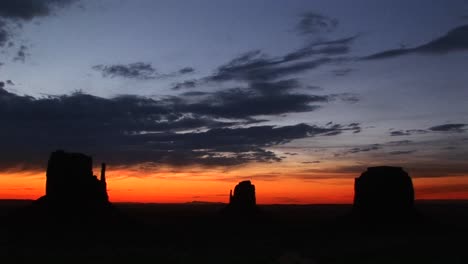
left=1, top=167, right=468, bottom=204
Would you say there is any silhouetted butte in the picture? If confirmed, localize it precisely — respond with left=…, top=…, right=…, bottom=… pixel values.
left=222, top=180, right=259, bottom=215
left=352, top=166, right=415, bottom=220
left=35, top=150, right=110, bottom=211
left=22, top=149, right=138, bottom=234
left=7, top=150, right=142, bottom=253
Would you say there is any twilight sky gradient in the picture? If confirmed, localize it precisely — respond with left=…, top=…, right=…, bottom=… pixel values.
left=1, top=0, right=468, bottom=203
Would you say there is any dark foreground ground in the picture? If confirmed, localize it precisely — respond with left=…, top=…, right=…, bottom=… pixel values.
left=1, top=200, right=467, bottom=263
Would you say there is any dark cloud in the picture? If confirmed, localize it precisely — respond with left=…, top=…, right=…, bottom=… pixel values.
left=93, top=63, right=194, bottom=80
left=389, top=124, right=467, bottom=137
left=248, top=79, right=301, bottom=95
left=0, top=0, right=78, bottom=21
left=169, top=35, right=357, bottom=119
left=0, top=88, right=358, bottom=170
left=179, top=91, right=208, bottom=97
left=429, top=123, right=467, bottom=132
left=364, top=24, right=468, bottom=60
left=388, top=150, right=417, bottom=155
left=295, top=12, right=338, bottom=35
left=0, top=0, right=79, bottom=20
left=347, top=122, right=361, bottom=133
left=329, top=93, right=360, bottom=104
left=386, top=140, right=413, bottom=146
left=172, top=80, right=199, bottom=90
left=332, top=68, right=354, bottom=77
left=175, top=87, right=329, bottom=119
left=167, top=16, right=357, bottom=123
left=282, top=37, right=356, bottom=62
left=337, top=140, right=425, bottom=157
left=0, top=21, right=8, bottom=47
left=0, top=79, right=13, bottom=89
left=208, top=37, right=355, bottom=84
left=13, top=44, right=28, bottom=62
left=210, top=53, right=334, bottom=83
left=93, top=62, right=158, bottom=80
left=178, top=67, right=195, bottom=74
left=301, top=161, right=321, bottom=164
left=174, top=81, right=353, bottom=120
left=0, top=0, right=80, bottom=59
left=335, top=138, right=421, bottom=157
left=390, top=130, right=411, bottom=136
left=170, top=35, right=355, bottom=92
left=345, top=144, right=382, bottom=154
left=390, top=129, right=428, bottom=136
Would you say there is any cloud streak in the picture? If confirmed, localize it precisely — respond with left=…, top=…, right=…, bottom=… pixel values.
left=205, top=36, right=355, bottom=84
left=390, top=123, right=467, bottom=137
left=390, top=129, right=428, bottom=136
left=295, top=12, right=338, bottom=36
left=364, top=24, right=468, bottom=60
left=429, top=123, right=467, bottom=132
left=93, top=63, right=158, bottom=80
left=169, top=32, right=358, bottom=120
left=93, top=63, right=194, bottom=80
left=0, top=0, right=79, bottom=21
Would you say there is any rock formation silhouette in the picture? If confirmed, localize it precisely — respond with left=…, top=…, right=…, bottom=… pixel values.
left=353, top=166, right=415, bottom=219
left=35, top=150, right=110, bottom=210
left=19, top=149, right=132, bottom=234
left=7, top=151, right=139, bottom=253
left=230, top=180, right=256, bottom=208
left=222, top=180, right=259, bottom=215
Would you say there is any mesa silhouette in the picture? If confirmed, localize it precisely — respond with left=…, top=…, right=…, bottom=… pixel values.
left=35, top=150, right=109, bottom=209
left=19, top=150, right=133, bottom=232
left=222, top=180, right=260, bottom=215
left=352, top=166, right=416, bottom=221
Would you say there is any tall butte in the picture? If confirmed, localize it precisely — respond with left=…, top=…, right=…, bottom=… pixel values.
left=36, top=150, right=110, bottom=209
left=223, top=180, right=259, bottom=215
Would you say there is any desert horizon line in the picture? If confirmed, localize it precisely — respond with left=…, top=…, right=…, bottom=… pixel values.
left=0, top=150, right=467, bottom=204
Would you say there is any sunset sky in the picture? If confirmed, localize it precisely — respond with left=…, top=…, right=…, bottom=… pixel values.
left=0, top=0, right=467, bottom=204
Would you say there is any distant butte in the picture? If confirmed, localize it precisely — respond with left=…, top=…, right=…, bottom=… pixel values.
left=352, top=166, right=415, bottom=219
left=222, top=180, right=259, bottom=215
left=230, top=180, right=256, bottom=208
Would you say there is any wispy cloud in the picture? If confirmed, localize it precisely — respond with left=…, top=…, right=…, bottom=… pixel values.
left=93, top=63, right=194, bottom=80
left=390, top=129, right=428, bottom=136
left=429, top=123, right=467, bottom=132
left=363, top=24, right=468, bottom=60
left=295, top=12, right=338, bottom=36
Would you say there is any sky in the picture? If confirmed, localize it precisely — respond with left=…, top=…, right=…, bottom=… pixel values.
left=0, top=0, right=467, bottom=204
